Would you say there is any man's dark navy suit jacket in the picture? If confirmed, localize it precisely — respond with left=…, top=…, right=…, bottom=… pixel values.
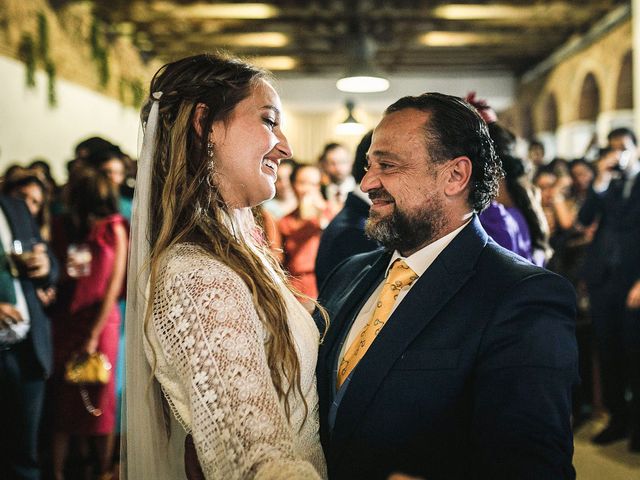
left=316, top=216, right=578, bottom=480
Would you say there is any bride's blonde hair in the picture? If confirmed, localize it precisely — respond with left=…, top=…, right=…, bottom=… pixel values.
left=142, top=53, right=305, bottom=421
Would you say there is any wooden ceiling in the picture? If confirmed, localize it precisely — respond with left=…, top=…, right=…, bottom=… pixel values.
left=58, top=0, right=628, bottom=76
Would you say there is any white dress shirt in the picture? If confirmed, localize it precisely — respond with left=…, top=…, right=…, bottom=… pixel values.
left=339, top=219, right=471, bottom=362
left=326, top=176, right=356, bottom=203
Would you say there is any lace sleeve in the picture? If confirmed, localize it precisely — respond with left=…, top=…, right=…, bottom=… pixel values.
left=152, top=252, right=321, bottom=480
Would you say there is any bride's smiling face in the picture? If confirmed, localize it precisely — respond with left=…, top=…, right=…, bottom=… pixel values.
left=211, top=79, right=292, bottom=208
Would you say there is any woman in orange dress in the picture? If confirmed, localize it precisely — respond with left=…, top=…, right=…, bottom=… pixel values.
left=279, top=164, right=334, bottom=310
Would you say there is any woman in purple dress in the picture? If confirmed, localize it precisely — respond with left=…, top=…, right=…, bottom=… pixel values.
left=467, top=93, right=551, bottom=265
left=488, top=124, right=551, bottom=266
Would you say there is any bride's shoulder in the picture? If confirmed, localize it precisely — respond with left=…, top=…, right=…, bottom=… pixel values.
left=153, top=242, right=261, bottom=327
left=161, top=242, right=229, bottom=272
left=159, top=242, right=247, bottom=292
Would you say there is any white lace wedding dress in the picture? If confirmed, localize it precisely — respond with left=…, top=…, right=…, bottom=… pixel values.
left=144, top=243, right=327, bottom=479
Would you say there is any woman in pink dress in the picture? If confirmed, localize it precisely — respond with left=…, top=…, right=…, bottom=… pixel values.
left=49, top=168, right=128, bottom=480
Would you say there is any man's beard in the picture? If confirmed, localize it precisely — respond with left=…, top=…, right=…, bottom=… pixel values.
left=365, top=188, right=445, bottom=254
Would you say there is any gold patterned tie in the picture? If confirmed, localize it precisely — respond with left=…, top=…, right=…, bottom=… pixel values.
left=337, top=259, right=418, bottom=387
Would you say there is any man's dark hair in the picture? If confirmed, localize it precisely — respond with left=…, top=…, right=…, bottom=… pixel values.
left=352, top=131, right=373, bottom=184
left=74, top=136, right=116, bottom=159
left=529, top=140, right=545, bottom=151
left=86, top=146, right=124, bottom=170
left=385, top=92, right=502, bottom=212
left=598, top=146, right=615, bottom=158
left=28, top=159, right=52, bottom=176
left=319, top=142, right=345, bottom=163
left=607, top=127, right=637, bottom=146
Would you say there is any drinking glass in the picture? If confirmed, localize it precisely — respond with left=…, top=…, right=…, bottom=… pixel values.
left=10, top=239, right=38, bottom=277
left=66, top=244, right=92, bottom=278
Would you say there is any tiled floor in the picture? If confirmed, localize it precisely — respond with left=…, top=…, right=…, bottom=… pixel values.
left=573, top=414, right=640, bottom=479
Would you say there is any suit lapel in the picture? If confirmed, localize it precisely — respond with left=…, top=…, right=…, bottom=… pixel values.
left=322, top=251, right=392, bottom=377
left=0, top=197, right=15, bottom=236
left=329, top=217, right=488, bottom=466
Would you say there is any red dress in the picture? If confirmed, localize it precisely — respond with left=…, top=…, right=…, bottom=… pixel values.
left=278, top=209, right=327, bottom=300
left=49, top=214, right=127, bottom=435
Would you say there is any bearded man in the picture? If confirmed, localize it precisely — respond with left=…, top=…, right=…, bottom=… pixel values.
left=315, top=93, right=578, bottom=480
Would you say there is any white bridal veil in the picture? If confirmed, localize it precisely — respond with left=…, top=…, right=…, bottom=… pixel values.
left=121, top=91, right=184, bottom=479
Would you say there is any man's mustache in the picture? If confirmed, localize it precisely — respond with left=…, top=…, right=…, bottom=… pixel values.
left=368, top=188, right=395, bottom=203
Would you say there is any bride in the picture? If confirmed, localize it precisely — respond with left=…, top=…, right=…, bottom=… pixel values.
left=121, top=53, right=327, bottom=479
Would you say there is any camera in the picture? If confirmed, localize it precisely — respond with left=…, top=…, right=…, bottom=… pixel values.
left=612, top=150, right=631, bottom=172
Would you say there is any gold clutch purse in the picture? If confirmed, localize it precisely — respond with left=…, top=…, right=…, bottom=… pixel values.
left=64, top=352, right=112, bottom=385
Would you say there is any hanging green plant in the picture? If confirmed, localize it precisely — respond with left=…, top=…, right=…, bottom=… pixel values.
left=96, top=48, right=110, bottom=88
left=45, top=59, right=57, bottom=107
left=37, top=11, right=49, bottom=62
left=131, top=80, right=145, bottom=108
left=18, top=34, right=36, bottom=88
left=90, top=16, right=101, bottom=60
left=90, top=16, right=110, bottom=88
left=118, top=78, right=126, bottom=104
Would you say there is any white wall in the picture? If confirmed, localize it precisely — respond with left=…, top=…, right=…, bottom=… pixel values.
left=277, top=72, right=515, bottom=161
left=596, top=109, right=635, bottom=143
left=0, top=53, right=516, bottom=176
left=0, top=55, right=140, bottom=183
left=556, top=121, right=597, bottom=159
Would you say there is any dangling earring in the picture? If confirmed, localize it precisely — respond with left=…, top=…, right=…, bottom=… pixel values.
left=205, top=140, right=215, bottom=188
left=206, top=158, right=215, bottom=189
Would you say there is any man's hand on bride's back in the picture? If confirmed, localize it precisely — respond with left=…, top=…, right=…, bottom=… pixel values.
left=184, top=434, right=423, bottom=480
left=184, top=434, right=205, bottom=480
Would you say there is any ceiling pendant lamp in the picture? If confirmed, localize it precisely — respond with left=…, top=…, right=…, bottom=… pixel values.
left=335, top=100, right=367, bottom=135
left=336, top=27, right=389, bottom=93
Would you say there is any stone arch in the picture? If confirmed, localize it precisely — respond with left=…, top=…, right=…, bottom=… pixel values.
left=578, top=73, right=600, bottom=121
left=520, top=105, right=534, bottom=140
left=615, top=50, right=632, bottom=109
left=541, top=93, right=559, bottom=132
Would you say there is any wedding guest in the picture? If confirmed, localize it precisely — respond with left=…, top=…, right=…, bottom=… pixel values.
left=319, top=143, right=354, bottom=210
left=85, top=144, right=134, bottom=476
left=49, top=168, right=128, bottom=480
left=466, top=93, right=551, bottom=266
left=315, top=131, right=379, bottom=288
left=528, top=140, right=546, bottom=173
left=2, top=168, right=52, bottom=242
left=87, top=147, right=133, bottom=221
left=0, top=194, right=58, bottom=480
left=279, top=163, right=333, bottom=309
left=579, top=133, right=640, bottom=452
left=2, top=168, right=56, bottom=307
left=28, top=158, right=59, bottom=202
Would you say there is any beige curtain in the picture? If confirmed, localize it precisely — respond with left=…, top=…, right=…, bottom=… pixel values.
left=283, top=108, right=381, bottom=163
